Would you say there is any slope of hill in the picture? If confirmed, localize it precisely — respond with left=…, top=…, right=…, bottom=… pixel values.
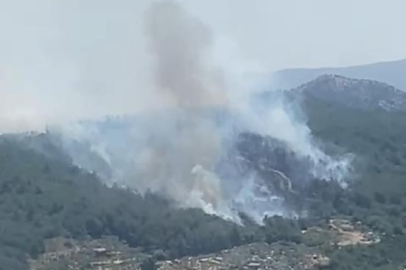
left=301, top=81, right=406, bottom=196
left=259, top=75, right=406, bottom=235
left=298, top=74, right=406, bottom=112
left=273, top=58, right=406, bottom=90
left=3, top=75, right=406, bottom=270
left=0, top=137, right=252, bottom=270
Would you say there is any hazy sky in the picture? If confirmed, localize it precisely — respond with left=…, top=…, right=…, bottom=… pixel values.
left=0, top=0, right=405, bottom=130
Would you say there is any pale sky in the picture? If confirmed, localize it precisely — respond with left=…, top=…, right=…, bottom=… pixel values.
left=0, top=0, right=405, bottom=131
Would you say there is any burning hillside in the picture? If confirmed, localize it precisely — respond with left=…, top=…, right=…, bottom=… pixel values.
left=44, top=0, right=351, bottom=223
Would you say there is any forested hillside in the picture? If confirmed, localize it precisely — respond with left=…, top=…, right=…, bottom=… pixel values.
left=299, top=78, right=406, bottom=270
left=0, top=139, right=252, bottom=269
left=2, top=76, right=406, bottom=270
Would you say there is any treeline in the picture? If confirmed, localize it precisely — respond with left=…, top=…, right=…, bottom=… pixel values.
left=2, top=88, right=406, bottom=270
left=300, top=94, right=406, bottom=269
left=0, top=139, right=255, bottom=270
left=303, top=93, right=406, bottom=232
left=0, top=136, right=330, bottom=270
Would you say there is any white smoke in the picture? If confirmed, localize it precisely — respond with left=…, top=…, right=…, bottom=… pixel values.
left=0, top=0, right=352, bottom=223
left=46, top=0, right=352, bottom=223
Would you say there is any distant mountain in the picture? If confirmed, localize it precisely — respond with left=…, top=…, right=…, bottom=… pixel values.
left=273, top=59, right=406, bottom=91
left=296, top=74, right=406, bottom=112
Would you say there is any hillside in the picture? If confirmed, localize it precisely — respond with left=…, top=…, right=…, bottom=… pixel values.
left=2, top=75, right=406, bottom=269
left=273, top=58, right=406, bottom=90
left=298, top=74, right=406, bottom=112
left=0, top=138, right=252, bottom=269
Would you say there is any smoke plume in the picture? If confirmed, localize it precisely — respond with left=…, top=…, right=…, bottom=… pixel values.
left=1, top=0, right=352, bottom=223
left=145, top=1, right=227, bottom=108
left=48, top=0, right=352, bottom=223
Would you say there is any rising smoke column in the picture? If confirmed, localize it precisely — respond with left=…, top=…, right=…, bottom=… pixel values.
left=145, top=0, right=227, bottom=108
left=134, top=0, right=229, bottom=213
left=141, top=0, right=352, bottom=217
left=52, top=0, right=352, bottom=223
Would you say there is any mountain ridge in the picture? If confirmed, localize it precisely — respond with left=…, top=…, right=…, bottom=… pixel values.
left=295, top=74, right=406, bottom=112
left=273, top=58, right=406, bottom=91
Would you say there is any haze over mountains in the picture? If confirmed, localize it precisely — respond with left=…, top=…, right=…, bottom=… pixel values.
left=273, top=58, right=406, bottom=91
left=3, top=71, right=406, bottom=270
left=1, top=0, right=406, bottom=269
left=39, top=72, right=406, bottom=223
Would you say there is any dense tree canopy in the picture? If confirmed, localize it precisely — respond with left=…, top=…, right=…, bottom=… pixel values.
left=0, top=139, right=255, bottom=269
left=1, top=87, right=406, bottom=269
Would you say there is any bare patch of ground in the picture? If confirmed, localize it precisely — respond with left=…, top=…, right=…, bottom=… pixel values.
left=302, top=218, right=380, bottom=247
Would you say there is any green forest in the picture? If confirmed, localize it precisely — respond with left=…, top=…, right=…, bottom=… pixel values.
left=1, top=91, right=406, bottom=270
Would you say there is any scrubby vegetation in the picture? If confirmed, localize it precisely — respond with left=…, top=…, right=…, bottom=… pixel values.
left=2, top=84, right=406, bottom=269
left=0, top=139, right=251, bottom=269
left=301, top=93, right=406, bottom=270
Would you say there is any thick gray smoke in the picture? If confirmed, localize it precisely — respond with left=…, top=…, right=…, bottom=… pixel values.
left=145, top=1, right=227, bottom=108
left=140, top=1, right=227, bottom=214
left=49, top=0, right=352, bottom=223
